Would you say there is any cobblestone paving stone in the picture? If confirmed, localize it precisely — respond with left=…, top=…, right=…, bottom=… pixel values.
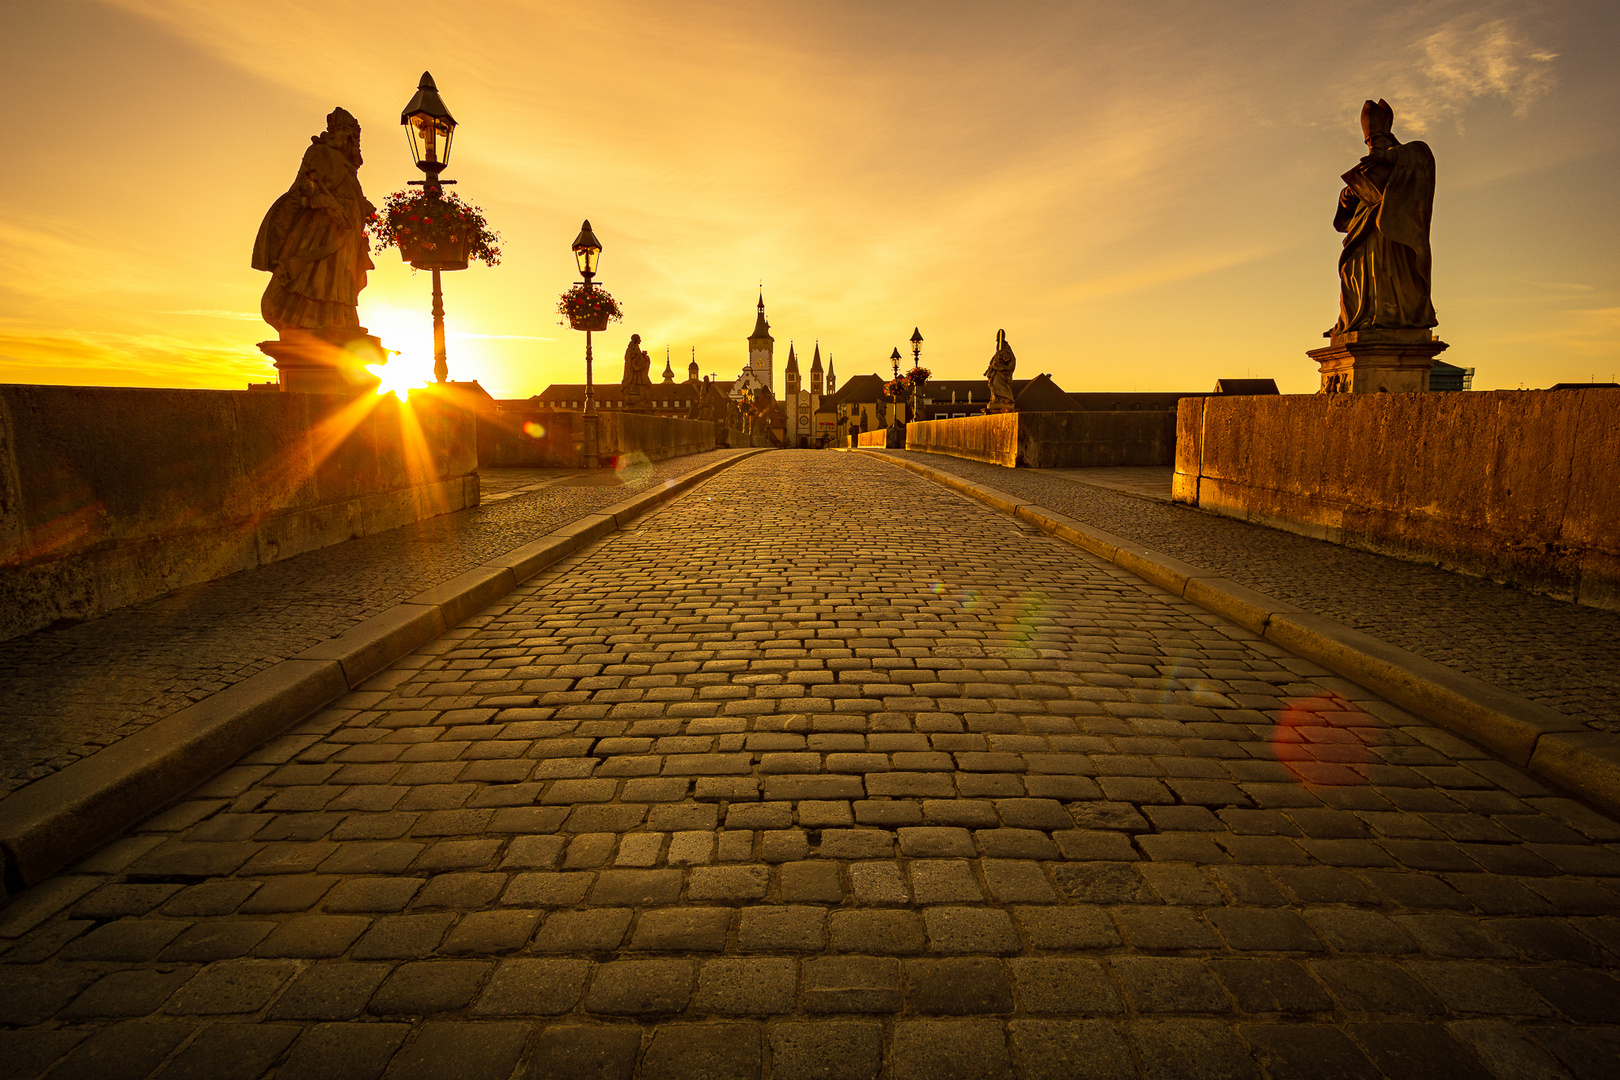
left=881, top=450, right=1620, bottom=729
left=0, top=451, right=743, bottom=798
left=3, top=450, right=1618, bottom=1078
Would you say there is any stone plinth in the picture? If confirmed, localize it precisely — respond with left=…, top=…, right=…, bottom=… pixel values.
left=258, top=331, right=386, bottom=394
left=1308, top=329, right=1448, bottom=394
left=984, top=402, right=1016, bottom=415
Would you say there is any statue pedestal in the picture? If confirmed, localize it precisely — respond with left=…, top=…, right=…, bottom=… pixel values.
left=984, top=402, right=1016, bottom=415
left=258, top=331, right=386, bottom=394
left=1308, top=329, right=1448, bottom=394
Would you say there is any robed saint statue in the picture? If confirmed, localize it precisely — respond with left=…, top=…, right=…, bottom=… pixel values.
left=253, top=107, right=376, bottom=340
left=986, top=330, right=1017, bottom=408
left=1329, top=99, right=1437, bottom=338
left=622, top=333, right=653, bottom=407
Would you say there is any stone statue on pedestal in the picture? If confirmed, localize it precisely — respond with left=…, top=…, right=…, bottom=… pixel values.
left=621, top=333, right=653, bottom=408
left=1330, top=99, right=1437, bottom=339
left=252, top=107, right=383, bottom=392
left=985, top=330, right=1017, bottom=411
left=1309, top=99, right=1448, bottom=394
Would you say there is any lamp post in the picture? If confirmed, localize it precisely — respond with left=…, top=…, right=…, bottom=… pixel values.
left=572, top=220, right=604, bottom=468
left=890, top=346, right=903, bottom=420
left=910, top=327, right=924, bottom=420
left=886, top=346, right=906, bottom=448
left=401, top=72, right=459, bottom=384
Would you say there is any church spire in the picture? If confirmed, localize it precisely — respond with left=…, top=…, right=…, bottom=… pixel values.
left=749, top=291, right=772, bottom=341
left=662, top=346, right=674, bottom=384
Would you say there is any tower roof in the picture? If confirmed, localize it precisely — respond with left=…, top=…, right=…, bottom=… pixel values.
left=785, top=343, right=799, bottom=372
left=749, top=291, right=773, bottom=341
left=810, top=343, right=822, bottom=371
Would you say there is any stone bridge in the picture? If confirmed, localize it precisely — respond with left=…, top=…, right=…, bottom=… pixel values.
left=1, top=449, right=1617, bottom=1079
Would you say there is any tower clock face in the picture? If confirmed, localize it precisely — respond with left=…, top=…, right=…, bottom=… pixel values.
left=800, top=392, right=811, bottom=408
left=798, top=415, right=809, bottom=428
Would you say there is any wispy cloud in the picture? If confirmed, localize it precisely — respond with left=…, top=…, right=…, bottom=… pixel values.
left=1512, top=279, right=1596, bottom=294
left=1395, top=15, right=1558, bottom=133
left=160, top=308, right=263, bottom=321
left=0, top=327, right=272, bottom=388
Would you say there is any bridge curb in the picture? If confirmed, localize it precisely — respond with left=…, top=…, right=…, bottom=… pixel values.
left=0, top=448, right=770, bottom=893
left=868, top=450, right=1617, bottom=819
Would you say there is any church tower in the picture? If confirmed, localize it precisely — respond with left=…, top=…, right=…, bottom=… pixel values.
left=747, top=292, right=775, bottom=393
left=810, top=343, right=824, bottom=396
left=826, top=353, right=836, bottom=396
left=661, top=348, right=675, bottom=385
left=687, top=348, right=699, bottom=385
left=784, top=343, right=800, bottom=395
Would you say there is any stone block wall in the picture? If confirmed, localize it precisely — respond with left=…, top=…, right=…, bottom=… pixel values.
left=0, top=384, right=478, bottom=641
left=482, top=409, right=718, bottom=468
left=1174, top=389, right=1620, bottom=610
left=904, top=412, right=1178, bottom=468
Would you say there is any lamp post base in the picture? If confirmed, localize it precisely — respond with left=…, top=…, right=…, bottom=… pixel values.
left=582, top=410, right=600, bottom=469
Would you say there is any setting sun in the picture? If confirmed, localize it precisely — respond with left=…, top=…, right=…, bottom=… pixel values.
left=366, top=348, right=433, bottom=401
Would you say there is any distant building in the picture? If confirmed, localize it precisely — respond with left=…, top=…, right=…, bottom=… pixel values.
left=831, top=374, right=890, bottom=438
left=1548, top=381, right=1616, bottom=390
left=745, top=292, right=776, bottom=394
left=783, top=343, right=840, bottom=447
left=1213, top=378, right=1279, bottom=395
left=1430, top=360, right=1476, bottom=392
left=915, top=374, right=1080, bottom=419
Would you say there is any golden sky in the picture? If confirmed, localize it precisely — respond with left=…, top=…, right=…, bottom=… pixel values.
left=2, top=0, right=1616, bottom=396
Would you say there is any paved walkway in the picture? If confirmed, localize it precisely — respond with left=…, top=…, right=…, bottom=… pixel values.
left=1040, top=467, right=1174, bottom=502
left=886, top=452, right=1620, bottom=730
left=0, top=451, right=743, bottom=799
left=1, top=450, right=1616, bottom=1079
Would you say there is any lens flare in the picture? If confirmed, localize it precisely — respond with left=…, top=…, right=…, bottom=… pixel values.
left=1272, top=693, right=1380, bottom=787
left=1004, top=589, right=1050, bottom=647
left=522, top=421, right=546, bottom=439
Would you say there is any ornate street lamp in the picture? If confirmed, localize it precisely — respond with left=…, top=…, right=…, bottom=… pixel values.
left=401, top=72, right=459, bottom=383
left=890, top=346, right=903, bottom=421
left=572, top=220, right=604, bottom=467
left=910, top=327, right=924, bottom=420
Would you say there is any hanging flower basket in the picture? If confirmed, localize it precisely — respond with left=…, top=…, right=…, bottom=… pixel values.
left=370, top=189, right=501, bottom=272
left=401, top=234, right=471, bottom=271
left=558, top=283, right=622, bottom=331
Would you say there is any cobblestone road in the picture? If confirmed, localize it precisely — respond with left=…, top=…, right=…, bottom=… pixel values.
left=0, top=451, right=743, bottom=798
left=2, top=450, right=1618, bottom=1079
left=881, top=451, right=1620, bottom=729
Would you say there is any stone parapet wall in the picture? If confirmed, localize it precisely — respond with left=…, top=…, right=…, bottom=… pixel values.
left=0, top=384, right=478, bottom=642
left=904, top=411, right=1178, bottom=468
left=856, top=429, right=888, bottom=448
left=1174, top=389, right=1620, bottom=610
left=483, top=409, right=718, bottom=468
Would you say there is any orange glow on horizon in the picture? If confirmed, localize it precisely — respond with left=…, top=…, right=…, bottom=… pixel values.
left=2, top=1, right=1616, bottom=396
